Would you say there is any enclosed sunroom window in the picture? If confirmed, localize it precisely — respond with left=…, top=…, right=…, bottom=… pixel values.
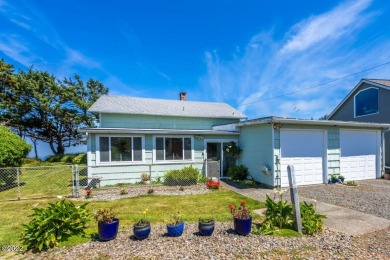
left=98, top=136, right=143, bottom=163
left=354, top=87, right=378, bottom=117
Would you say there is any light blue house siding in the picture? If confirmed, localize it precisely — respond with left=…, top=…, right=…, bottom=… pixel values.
left=86, top=113, right=240, bottom=185
left=100, top=113, right=238, bottom=130
left=238, top=122, right=385, bottom=187
left=238, top=124, right=274, bottom=186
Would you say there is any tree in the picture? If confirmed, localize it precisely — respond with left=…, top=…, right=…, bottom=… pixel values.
left=0, top=126, right=31, bottom=168
left=318, top=115, right=328, bottom=120
left=0, top=59, right=108, bottom=155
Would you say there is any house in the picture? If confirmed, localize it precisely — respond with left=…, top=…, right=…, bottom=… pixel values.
left=81, top=92, right=247, bottom=185
left=328, top=79, right=390, bottom=167
left=223, top=117, right=388, bottom=187
left=82, top=92, right=390, bottom=187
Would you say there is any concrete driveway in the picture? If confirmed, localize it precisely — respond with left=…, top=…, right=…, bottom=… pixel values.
left=222, top=179, right=390, bottom=236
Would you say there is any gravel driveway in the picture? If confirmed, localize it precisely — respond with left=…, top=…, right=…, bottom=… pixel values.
left=298, top=179, right=390, bottom=220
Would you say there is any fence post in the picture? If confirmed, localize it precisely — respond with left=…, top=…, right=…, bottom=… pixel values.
left=287, top=165, right=302, bottom=234
left=75, top=165, right=80, bottom=198
left=71, top=165, right=75, bottom=197
left=17, top=167, right=20, bottom=200
left=149, top=165, right=152, bottom=188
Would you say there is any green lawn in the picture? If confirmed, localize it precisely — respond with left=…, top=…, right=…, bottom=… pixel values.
left=0, top=166, right=74, bottom=200
left=0, top=189, right=264, bottom=254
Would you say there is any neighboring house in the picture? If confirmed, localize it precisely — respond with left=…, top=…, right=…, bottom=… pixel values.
left=82, top=92, right=390, bottom=187
left=328, top=79, right=390, bottom=168
left=81, top=92, right=247, bottom=185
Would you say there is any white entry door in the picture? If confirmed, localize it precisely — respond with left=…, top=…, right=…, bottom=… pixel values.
left=280, top=130, right=325, bottom=187
left=340, top=130, right=379, bottom=181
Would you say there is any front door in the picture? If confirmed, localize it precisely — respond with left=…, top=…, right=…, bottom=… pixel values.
left=206, top=141, right=235, bottom=178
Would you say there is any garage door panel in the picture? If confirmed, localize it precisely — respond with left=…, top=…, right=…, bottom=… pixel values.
left=340, top=130, right=378, bottom=181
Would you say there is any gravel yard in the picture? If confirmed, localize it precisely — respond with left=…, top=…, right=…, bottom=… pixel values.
left=298, top=179, right=390, bottom=220
left=17, top=222, right=390, bottom=260
left=11, top=180, right=390, bottom=259
left=80, top=185, right=210, bottom=201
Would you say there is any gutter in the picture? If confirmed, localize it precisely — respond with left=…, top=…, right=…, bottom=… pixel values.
left=236, top=117, right=390, bottom=129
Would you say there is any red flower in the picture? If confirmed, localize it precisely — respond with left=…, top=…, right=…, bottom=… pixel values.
left=206, top=179, right=220, bottom=189
left=228, top=204, right=234, bottom=210
left=241, top=200, right=246, bottom=206
left=86, top=189, right=92, bottom=195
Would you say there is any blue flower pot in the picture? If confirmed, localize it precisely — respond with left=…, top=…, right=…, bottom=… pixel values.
left=331, top=178, right=339, bottom=184
left=98, top=218, right=119, bottom=241
left=234, top=217, right=252, bottom=236
left=339, top=177, right=345, bottom=183
left=198, top=220, right=215, bottom=236
left=133, top=222, right=151, bottom=240
left=166, top=222, right=185, bottom=237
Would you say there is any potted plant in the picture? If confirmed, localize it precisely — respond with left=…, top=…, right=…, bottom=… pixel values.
left=228, top=200, right=252, bottom=235
left=166, top=211, right=184, bottom=237
left=94, top=208, right=119, bottom=241
left=198, top=217, right=215, bottom=236
left=384, top=170, right=390, bottom=180
left=133, top=209, right=151, bottom=240
left=338, top=175, right=345, bottom=183
left=141, top=173, right=151, bottom=184
left=330, top=174, right=339, bottom=184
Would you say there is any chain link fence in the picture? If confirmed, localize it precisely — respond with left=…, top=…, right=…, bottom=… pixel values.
left=0, top=165, right=74, bottom=201
left=84, top=162, right=211, bottom=188
left=0, top=160, right=222, bottom=201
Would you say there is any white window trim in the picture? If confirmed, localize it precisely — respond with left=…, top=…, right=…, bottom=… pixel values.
left=354, top=87, right=379, bottom=118
left=153, top=135, right=194, bottom=164
left=96, top=134, right=145, bottom=165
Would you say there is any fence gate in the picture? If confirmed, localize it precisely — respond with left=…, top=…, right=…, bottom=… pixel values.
left=206, top=160, right=220, bottom=179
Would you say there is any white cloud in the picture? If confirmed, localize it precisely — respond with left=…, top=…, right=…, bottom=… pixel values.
left=280, top=0, right=373, bottom=54
left=0, top=0, right=100, bottom=72
left=200, top=0, right=390, bottom=120
left=0, top=34, right=41, bottom=67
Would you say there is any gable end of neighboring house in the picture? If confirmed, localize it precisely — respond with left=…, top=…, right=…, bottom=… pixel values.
left=328, top=79, right=390, bottom=166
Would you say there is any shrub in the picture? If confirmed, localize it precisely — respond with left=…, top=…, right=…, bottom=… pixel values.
left=300, top=201, right=326, bottom=235
left=264, top=194, right=293, bottom=229
left=163, top=166, right=201, bottom=186
left=72, top=153, right=87, bottom=164
left=227, top=164, right=249, bottom=181
left=0, top=127, right=31, bottom=187
left=20, top=199, right=90, bottom=252
left=0, top=126, right=31, bottom=168
left=258, top=193, right=326, bottom=236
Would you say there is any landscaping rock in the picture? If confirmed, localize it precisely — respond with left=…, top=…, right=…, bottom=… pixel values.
left=17, top=223, right=390, bottom=259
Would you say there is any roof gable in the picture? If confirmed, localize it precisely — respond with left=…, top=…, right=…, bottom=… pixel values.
left=328, top=79, right=390, bottom=119
left=88, top=95, right=247, bottom=119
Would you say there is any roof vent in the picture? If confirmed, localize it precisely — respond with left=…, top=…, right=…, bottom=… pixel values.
left=179, top=92, right=187, bottom=101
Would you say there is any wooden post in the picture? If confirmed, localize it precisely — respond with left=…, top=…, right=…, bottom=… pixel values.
left=287, top=165, right=302, bottom=234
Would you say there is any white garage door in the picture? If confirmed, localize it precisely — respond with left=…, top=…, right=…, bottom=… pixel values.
left=280, top=130, right=325, bottom=187
left=340, top=130, right=379, bottom=181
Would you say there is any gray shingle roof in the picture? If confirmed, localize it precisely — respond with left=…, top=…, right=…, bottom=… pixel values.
left=365, top=79, right=390, bottom=87
left=88, top=95, right=247, bottom=119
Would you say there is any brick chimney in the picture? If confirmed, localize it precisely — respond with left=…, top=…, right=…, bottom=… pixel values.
left=179, top=92, right=187, bottom=101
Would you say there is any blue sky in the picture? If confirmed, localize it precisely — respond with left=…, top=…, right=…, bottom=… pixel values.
left=1, top=0, right=390, bottom=156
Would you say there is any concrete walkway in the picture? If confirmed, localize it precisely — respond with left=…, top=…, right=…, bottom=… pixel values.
left=221, top=181, right=390, bottom=236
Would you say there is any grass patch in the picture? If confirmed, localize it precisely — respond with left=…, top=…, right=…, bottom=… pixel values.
left=0, top=189, right=264, bottom=254
left=0, top=166, right=73, bottom=200
left=273, top=228, right=302, bottom=237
